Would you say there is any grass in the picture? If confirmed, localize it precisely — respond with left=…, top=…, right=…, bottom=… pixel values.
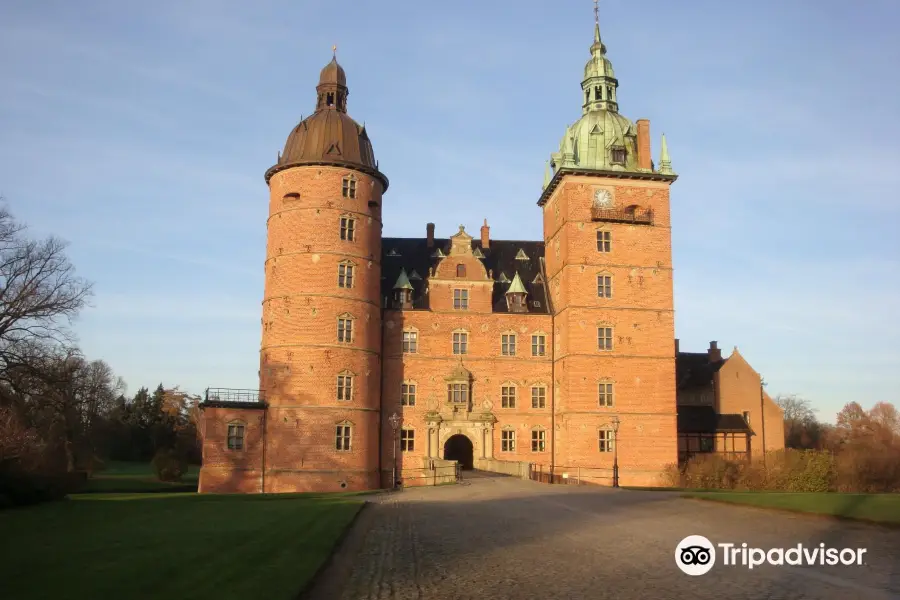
left=0, top=491, right=365, bottom=600
left=82, top=460, right=200, bottom=493
left=681, top=491, right=900, bottom=525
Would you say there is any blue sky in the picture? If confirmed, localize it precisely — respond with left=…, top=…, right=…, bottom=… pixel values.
left=1, top=0, right=897, bottom=421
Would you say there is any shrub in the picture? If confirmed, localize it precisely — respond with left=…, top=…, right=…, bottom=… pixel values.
left=151, top=449, right=188, bottom=482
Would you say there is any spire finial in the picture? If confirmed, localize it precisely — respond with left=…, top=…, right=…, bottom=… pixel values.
left=594, top=0, right=599, bottom=26
left=332, top=44, right=337, bottom=59
left=659, top=133, right=674, bottom=175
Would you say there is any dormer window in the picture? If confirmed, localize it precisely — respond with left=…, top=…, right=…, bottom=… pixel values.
left=456, top=264, right=466, bottom=278
left=611, top=147, right=626, bottom=164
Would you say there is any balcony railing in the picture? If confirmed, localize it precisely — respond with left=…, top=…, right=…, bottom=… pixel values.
left=591, top=207, right=654, bottom=225
left=204, top=388, right=266, bottom=405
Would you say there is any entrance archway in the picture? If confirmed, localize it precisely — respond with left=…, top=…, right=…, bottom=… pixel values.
left=443, top=434, right=474, bottom=470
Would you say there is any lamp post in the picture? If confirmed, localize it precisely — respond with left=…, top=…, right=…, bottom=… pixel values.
left=611, top=415, right=621, bottom=488
left=388, top=412, right=401, bottom=490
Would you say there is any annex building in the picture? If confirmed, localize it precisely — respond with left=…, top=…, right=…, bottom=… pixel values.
left=198, top=12, right=784, bottom=493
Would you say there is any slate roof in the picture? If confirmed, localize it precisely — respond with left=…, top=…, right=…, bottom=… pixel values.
left=381, top=238, right=549, bottom=313
left=676, top=351, right=726, bottom=390
left=677, top=406, right=752, bottom=434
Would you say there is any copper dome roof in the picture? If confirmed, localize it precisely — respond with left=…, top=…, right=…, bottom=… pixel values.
left=265, top=56, right=387, bottom=189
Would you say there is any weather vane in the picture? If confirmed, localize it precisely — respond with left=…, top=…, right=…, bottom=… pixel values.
left=594, top=0, right=599, bottom=25
left=332, top=44, right=337, bottom=58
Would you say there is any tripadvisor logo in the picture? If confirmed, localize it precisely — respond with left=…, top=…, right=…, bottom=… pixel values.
left=675, top=535, right=868, bottom=575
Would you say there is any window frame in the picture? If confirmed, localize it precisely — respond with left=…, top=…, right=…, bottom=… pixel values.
left=447, top=382, right=469, bottom=406
left=341, top=175, right=357, bottom=199
left=452, top=330, right=468, bottom=355
left=596, top=230, right=611, bottom=253
left=531, top=385, right=547, bottom=409
left=336, top=371, right=354, bottom=401
left=501, top=384, right=517, bottom=409
left=501, top=429, right=516, bottom=452
left=453, top=288, right=469, bottom=310
left=401, top=329, right=418, bottom=353
left=335, top=423, right=352, bottom=451
left=531, top=333, right=547, bottom=357
left=339, top=215, right=356, bottom=241
left=337, top=315, right=354, bottom=343
left=400, top=428, right=415, bottom=452
left=226, top=422, right=245, bottom=451
left=531, top=429, right=546, bottom=452
left=597, top=326, right=614, bottom=351
left=401, top=382, right=417, bottom=406
left=598, top=428, right=615, bottom=453
left=501, top=333, right=517, bottom=357
left=597, top=274, right=612, bottom=298
left=338, top=262, right=355, bottom=289
left=598, top=381, right=614, bottom=407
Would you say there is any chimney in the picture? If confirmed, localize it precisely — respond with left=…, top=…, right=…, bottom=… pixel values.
left=708, top=340, right=722, bottom=363
left=636, top=119, right=652, bottom=171
left=426, top=223, right=435, bottom=248
left=480, top=219, right=490, bottom=249
left=674, top=338, right=680, bottom=354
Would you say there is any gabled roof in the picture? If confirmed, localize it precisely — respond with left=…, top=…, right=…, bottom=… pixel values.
left=380, top=237, right=549, bottom=313
left=676, top=351, right=726, bottom=390
left=506, top=272, right=528, bottom=295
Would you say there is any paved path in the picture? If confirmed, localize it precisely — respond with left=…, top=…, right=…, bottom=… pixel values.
left=308, top=472, right=900, bottom=600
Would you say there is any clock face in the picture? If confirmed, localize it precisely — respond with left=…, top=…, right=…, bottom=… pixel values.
left=593, top=189, right=612, bottom=208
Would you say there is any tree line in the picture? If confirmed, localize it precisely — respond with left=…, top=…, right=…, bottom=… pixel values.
left=0, top=204, right=201, bottom=505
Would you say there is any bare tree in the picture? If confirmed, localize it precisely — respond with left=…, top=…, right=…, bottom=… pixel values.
left=0, top=205, right=92, bottom=379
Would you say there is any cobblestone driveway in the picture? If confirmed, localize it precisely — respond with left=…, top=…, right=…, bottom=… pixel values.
left=307, top=472, right=900, bottom=600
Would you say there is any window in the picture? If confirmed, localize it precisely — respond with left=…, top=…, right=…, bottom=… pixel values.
left=452, top=331, right=468, bottom=355
left=599, top=429, right=615, bottom=453
left=338, top=317, right=354, bottom=343
left=337, top=373, right=353, bottom=401
left=597, top=230, right=611, bottom=252
left=456, top=264, right=466, bottom=278
left=598, top=327, right=613, bottom=351
left=594, top=85, right=602, bottom=100
left=448, top=383, right=468, bottom=406
left=335, top=424, right=352, bottom=451
left=400, top=429, right=415, bottom=452
left=598, top=382, right=614, bottom=407
left=401, top=383, right=416, bottom=406
left=531, top=429, right=546, bottom=452
left=501, top=430, right=516, bottom=452
left=402, top=330, right=418, bottom=353
left=531, top=334, right=546, bottom=357
left=531, top=386, right=547, bottom=409
left=611, top=147, right=627, bottom=164
left=597, top=275, right=612, bottom=298
left=453, top=289, right=469, bottom=310
left=340, top=216, right=356, bottom=241
left=501, top=385, right=517, bottom=409
left=700, top=436, right=714, bottom=452
left=501, top=333, right=516, bottom=356
left=606, top=86, right=613, bottom=100
left=338, top=263, right=354, bottom=288
left=341, top=176, right=357, bottom=199
left=227, top=424, right=245, bottom=450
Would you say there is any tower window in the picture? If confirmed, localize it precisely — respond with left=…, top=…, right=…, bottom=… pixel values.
left=402, top=330, right=418, bottom=353
left=326, top=92, right=335, bottom=106
left=531, top=429, right=546, bottom=452
left=452, top=331, right=468, bottom=355
left=226, top=424, right=245, bottom=450
left=531, top=334, right=546, bottom=357
left=501, top=385, right=516, bottom=408
left=585, top=90, right=590, bottom=105
left=400, top=429, right=415, bottom=452
left=597, top=274, right=612, bottom=298
left=599, top=429, right=615, bottom=453
left=606, top=86, right=613, bottom=100
left=598, top=327, right=614, bottom=351
left=599, top=382, right=614, bottom=407
left=338, top=317, right=354, bottom=343
left=453, top=289, right=469, bottom=310
left=531, top=386, right=547, bottom=409
left=456, top=264, right=466, bottom=278
left=501, top=430, right=516, bottom=452
left=337, top=373, right=353, bottom=401
left=597, top=230, right=611, bottom=252
left=342, top=176, right=357, bottom=199
left=611, top=148, right=627, bottom=164
left=335, top=424, right=352, bottom=451
left=340, top=216, right=356, bottom=241
left=401, top=383, right=417, bottom=406
left=595, top=86, right=602, bottom=100
left=501, top=333, right=516, bottom=356
left=338, top=263, right=354, bottom=288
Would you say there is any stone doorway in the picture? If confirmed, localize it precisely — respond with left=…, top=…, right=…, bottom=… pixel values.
left=443, top=434, right=474, bottom=470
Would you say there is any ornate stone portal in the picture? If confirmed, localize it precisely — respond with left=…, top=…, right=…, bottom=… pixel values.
left=425, top=362, right=496, bottom=461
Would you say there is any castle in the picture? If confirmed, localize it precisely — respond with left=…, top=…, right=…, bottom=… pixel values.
left=198, top=12, right=784, bottom=493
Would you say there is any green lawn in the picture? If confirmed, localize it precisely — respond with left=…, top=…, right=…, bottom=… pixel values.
left=82, top=460, right=200, bottom=493
left=0, top=492, right=365, bottom=600
left=681, top=491, right=900, bottom=525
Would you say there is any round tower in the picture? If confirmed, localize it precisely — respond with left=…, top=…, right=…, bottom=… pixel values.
left=261, top=54, right=388, bottom=492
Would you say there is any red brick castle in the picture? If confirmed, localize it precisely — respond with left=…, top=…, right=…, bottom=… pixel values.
left=198, top=13, right=783, bottom=493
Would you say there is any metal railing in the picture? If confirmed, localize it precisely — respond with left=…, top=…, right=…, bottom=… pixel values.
left=204, top=388, right=266, bottom=404
left=591, top=207, right=654, bottom=225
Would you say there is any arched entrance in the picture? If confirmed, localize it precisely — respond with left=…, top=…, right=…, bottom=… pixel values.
left=443, top=434, right=474, bottom=470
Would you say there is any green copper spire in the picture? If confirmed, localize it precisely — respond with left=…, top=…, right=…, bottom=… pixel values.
left=393, top=268, right=413, bottom=290
left=506, top=272, right=528, bottom=295
left=658, top=133, right=674, bottom=175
